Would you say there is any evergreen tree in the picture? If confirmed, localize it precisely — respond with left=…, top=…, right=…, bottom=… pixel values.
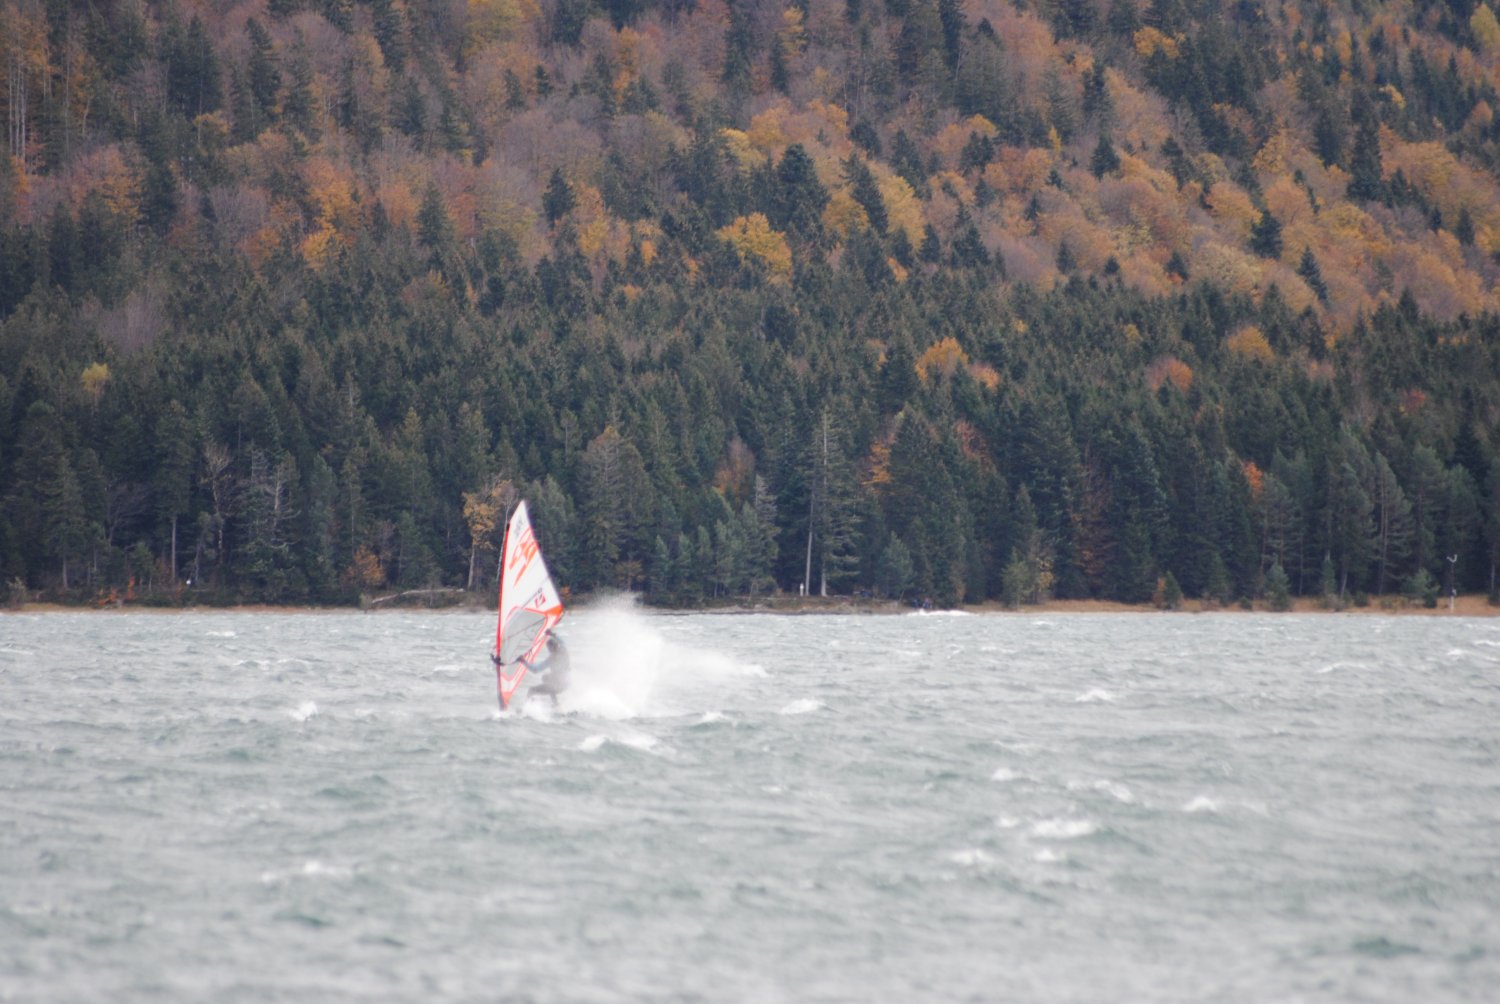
left=1347, top=92, right=1384, bottom=202
left=245, top=18, right=281, bottom=121
left=1297, top=247, right=1328, bottom=302
left=772, top=144, right=829, bottom=241
left=543, top=169, right=576, bottom=225
left=803, top=407, right=861, bottom=596
left=577, top=427, right=652, bottom=590
left=1454, top=207, right=1475, bottom=247
left=1090, top=134, right=1121, bottom=178
left=154, top=402, right=197, bottom=584
left=722, top=3, right=755, bottom=88
left=1370, top=451, right=1413, bottom=595
left=1250, top=210, right=1283, bottom=259
left=1103, top=422, right=1169, bottom=603
left=166, top=15, right=223, bottom=118
left=844, top=153, right=888, bottom=234
left=1265, top=561, right=1292, bottom=610
left=1082, top=62, right=1112, bottom=124
left=1328, top=433, right=1376, bottom=598
left=370, top=0, right=407, bottom=73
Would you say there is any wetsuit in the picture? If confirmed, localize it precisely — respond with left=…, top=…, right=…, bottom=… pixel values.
left=529, top=637, right=572, bottom=704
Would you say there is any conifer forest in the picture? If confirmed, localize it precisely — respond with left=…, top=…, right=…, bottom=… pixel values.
left=3, top=0, right=1500, bottom=609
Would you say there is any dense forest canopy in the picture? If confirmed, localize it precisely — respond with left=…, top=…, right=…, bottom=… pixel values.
left=2, top=0, right=1499, bottom=608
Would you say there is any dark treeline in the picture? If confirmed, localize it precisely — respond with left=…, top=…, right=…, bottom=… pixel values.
left=2, top=0, right=1500, bottom=608
left=6, top=242, right=1499, bottom=607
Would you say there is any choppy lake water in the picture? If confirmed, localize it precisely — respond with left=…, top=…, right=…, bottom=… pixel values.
left=2, top=606, right=1499, bottom=1002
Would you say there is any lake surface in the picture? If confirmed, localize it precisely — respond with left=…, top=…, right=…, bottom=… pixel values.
left=2, top=606, right=1498, bottom=1002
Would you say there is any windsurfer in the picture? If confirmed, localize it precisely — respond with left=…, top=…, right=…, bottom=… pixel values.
left=528, top=634, right=572, bottom=706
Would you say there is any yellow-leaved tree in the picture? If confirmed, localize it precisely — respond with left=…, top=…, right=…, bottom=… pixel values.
left=717, top=214, right=792, bottom=283
left=879, top=172, right=924, bottom=244
left=465, top=0, right=541, bottom=57
left=462, top=476, right=517, bottom=591
left=1472, top=4, right=1500, bottom=54
left=915, top=337, right=970, bottom=383
left=81, top=362, right=110, bottom=407
left=1226, top=325, right=1274, bottom=362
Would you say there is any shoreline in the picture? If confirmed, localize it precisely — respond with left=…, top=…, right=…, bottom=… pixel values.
left=6, top=595, right=1498, bottom=617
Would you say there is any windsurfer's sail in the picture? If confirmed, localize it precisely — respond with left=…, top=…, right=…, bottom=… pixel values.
left=494, top=501, right=565, bottom=709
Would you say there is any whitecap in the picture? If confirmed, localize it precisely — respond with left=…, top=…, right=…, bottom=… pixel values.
left=990, top=767, right=1019, bottom=782
left=1317, top=660, right=1374, bottom=674
left=948, top=848, right=992, bottom=866
left=1475, top=640, right=1500, bottom=649
left=1033, top=848, right=1067, bottom=863
left=290, top=701, right=318, bottom=722
left=1182, top=796, right=1219, bottom=813
left=1030, top=818, right=1097, bottom=839
left=1074, top=688, right=1117, bottom=703
left=206, top=630, right=237, bottom=638
left=994, top=816, right=1021, bottom=830
left=779, top=698, right=824, bottom=716
left=696, top=711, right=729, bottom=725
left=578, top=735, right=608, bottom=752
left=615, top=730, right=661, bottom=752
left=1068, top=778, right=1134, bottom=803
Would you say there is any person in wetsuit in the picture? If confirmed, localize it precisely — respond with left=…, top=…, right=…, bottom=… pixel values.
left=527, top=633, right=572, bottom=706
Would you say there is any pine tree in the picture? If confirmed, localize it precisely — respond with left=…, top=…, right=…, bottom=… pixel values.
left=1090, top=134, right=1121, bottom=178
left=245, top=18, right=281, bottom=121
left=1347, top=92, right=1384, bottom=202
left=1455, top=206, right=1475, bottom=246
left=1055, top=240, right=1076, bottom=273
left=843, top=153, right=888, bottom=234
left=1328, top=434, right=1376, bottom=598
left=919, top=224, right=941, bottom=263
left=773, top=145, right=829, bottom=240
left=543, top=169, right=576, bottom=225
left=722, top=3, right=755, bottom=88
left=1266, top=561, right=1292, bottom=610
left=804, top=408, right=861, bottom=596
left=370, top=0, right=407, bottom=72
left=1104, top=422, right=1169, bottom=603
left=154, top=401, right=196, bottom=584
left=1370, top=452, right=1413, bottom=595
left=166, top=15, right=223, bottom=118
left=1250, top=210, right=1283, bottom=259
left=1082, top=62, right=1112, bottom=124
left=1297, top=247, right=1328, bottom=302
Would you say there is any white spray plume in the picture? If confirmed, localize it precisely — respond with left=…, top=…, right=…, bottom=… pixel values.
left=552, top=595, right=760, bottom=720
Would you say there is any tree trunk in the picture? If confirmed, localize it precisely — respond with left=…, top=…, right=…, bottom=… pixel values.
left=803, top=520, right=813, bottom=597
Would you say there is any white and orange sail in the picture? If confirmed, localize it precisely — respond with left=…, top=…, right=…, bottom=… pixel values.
left=493, top=501, right=565, bottom=709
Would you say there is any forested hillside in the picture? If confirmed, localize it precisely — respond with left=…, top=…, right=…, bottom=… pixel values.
left=3, top=0, right=1500, bottom=608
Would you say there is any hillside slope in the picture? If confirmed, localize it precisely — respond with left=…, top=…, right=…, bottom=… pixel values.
left=2, top=0, right=1498, bottom=606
